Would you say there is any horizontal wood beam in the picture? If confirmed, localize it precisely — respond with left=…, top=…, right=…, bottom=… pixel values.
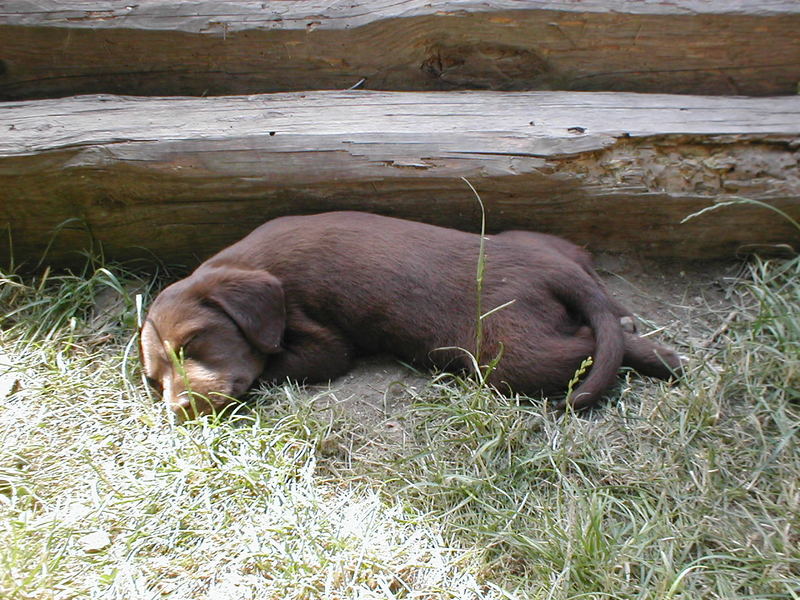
left=1, top=1, right=799, bottom=100
left=1, top=91, right=798, bottom=268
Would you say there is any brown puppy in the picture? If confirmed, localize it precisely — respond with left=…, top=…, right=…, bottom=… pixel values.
left=141, top=212, right=681, bottom=417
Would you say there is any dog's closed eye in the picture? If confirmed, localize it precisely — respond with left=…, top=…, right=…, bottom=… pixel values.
left=181, top=334, right=200, bottom=356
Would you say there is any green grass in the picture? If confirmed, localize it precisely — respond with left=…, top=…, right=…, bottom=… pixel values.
left=0, top=256, right=798, bottom=599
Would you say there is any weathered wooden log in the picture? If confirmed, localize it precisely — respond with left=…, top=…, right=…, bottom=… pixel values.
left=1, top=90, right=798, bottom=268
left=1, top=1, right=799, bottom=100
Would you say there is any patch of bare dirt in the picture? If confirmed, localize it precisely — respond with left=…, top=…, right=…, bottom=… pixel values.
left=594, top=254, right=743, bottom=348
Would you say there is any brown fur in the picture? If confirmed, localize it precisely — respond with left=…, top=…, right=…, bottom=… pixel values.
left=141, top=212, right=682, bottom=417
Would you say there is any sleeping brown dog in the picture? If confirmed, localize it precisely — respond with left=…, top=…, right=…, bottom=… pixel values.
left=141, top=211, right=682, bottom=417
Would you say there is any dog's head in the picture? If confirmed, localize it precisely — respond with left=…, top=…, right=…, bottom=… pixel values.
left=140, top=267, right=285, bottom=418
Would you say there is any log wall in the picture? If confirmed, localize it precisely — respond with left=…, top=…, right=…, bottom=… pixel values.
left=2, top=91, right=798, bottom=267
left=1, top=1, right=799, bottom=100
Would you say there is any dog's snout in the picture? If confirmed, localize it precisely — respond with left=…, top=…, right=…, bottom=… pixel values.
left=168, top=391, right=215, bottom=421
left=163, top=385, right=192, bottom=414
left=161, top=378, right=198, bottom=416
left=169, top=391, right=195, bottom=414
left=167, top=386, right=236, bottom=420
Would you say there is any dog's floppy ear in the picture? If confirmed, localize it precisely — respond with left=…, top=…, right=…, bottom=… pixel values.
left=204, top=268, right=286, bottom=354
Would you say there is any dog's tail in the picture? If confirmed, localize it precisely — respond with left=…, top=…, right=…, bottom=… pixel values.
left=551, top=270, right=625, bottom=411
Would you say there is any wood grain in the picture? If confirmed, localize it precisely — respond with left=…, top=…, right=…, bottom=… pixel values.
left=1, top=1, right=798, bottom=100
left=1, top=91, right=798, bottom=268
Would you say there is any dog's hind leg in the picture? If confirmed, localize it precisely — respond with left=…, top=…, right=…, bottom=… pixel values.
left=485, top=330, right=599, bottom=399
left=547, top=325, right=683, bottom=382
left=495, top=230, right=635, bottom=330
left=622, top=332, right=684, bottom=379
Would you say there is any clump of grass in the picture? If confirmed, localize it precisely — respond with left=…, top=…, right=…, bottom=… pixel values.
left=0, top=263, right=498, bottom=599
left=380, top=254, right=800, bottom=598
left=1, top=252, right=797, bottom=599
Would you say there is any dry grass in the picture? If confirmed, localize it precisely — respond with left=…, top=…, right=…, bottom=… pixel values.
left=0, top=253, right=797, bottom=599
